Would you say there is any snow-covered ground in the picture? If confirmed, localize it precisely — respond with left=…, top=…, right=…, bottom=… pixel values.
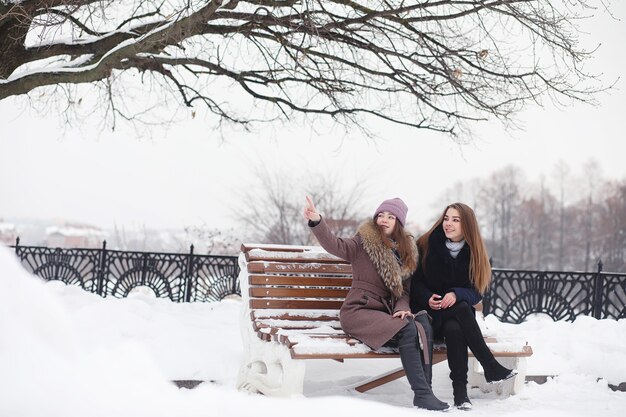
left=1, top=246, right=624, bottom=417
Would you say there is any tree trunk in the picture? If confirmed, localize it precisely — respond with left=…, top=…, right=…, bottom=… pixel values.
left=0, top=15, right=31, bottom=79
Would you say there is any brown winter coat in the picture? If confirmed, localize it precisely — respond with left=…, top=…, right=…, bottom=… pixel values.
left=311, top=218, right=418, bottom=350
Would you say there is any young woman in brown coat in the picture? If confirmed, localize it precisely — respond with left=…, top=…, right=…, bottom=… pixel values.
left=304, top=196, right=449, bottom=411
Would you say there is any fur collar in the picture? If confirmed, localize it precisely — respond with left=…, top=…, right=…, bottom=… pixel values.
left=358, top=220, right=418, bottom=297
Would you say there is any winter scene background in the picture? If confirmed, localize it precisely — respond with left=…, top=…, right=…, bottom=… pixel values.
left=0, top=1, right=625, bottom=270
left=1, top=246, right=625, bottom=417
left=1, top=1, right=626, bottom=416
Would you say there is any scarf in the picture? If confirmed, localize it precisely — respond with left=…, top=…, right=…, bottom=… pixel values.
left=445, top=239, right=466, bottom=259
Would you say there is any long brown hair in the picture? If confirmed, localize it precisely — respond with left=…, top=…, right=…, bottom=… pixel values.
left=374, top=218, right=417, bottom=272
left=416, top=203, right=491, bottom=294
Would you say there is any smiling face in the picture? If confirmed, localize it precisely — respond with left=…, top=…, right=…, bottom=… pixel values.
left=376, top=211, right=397, bottom=237
left=443, top=207, right=463, bottom=242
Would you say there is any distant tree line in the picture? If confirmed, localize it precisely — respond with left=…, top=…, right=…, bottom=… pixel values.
left=435, top=161, right=625, bottom=272
left=233, top=160, right=624, bottom=272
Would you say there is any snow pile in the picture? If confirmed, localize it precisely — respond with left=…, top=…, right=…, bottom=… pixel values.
left=0, top=247, right=624, bottom=417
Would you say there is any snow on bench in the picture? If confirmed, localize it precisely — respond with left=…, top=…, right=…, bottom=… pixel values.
left=236, top=243, right=533, bottom=397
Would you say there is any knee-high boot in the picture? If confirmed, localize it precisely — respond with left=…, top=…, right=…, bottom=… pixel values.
left=442, top=319, right=472, bottom=409
left=414, top=311, right=434, bottom=387
left=396, top=318, right=449, bottom=411
left=452, top=303, right=516, bottom=383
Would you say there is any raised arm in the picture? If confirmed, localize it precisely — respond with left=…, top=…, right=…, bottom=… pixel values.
left=304, top=196, right=360, bottom=262
left=303, top=195, right=321, bottom=223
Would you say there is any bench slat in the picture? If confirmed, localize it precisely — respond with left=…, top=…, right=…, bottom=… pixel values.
left=291, top=351, right=400, bottom=359
left=254, top=321, right=342, bottom=330
left=250, top=299, right=344, bottom=309
left=246, top=251, right=346, bottom=264
left=249, top=287, right=350, bottom=298
left=288, top=345, right=455, bottom=360
left=249, top=275, right=352, bottom=287
left=278, top=333, right=359, bottom=348
left=241, top=243, right=313, bottom=253
left=287, top=342, right=532, bottom=360
left=252, top=311, right=339, bottom=321
left=247, top=261, right=352, bottom=275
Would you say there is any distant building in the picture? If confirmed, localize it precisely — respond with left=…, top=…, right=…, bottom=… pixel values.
left=0, top=221, right=18, bottom=246
left=45, top=224, right=108, bottom=248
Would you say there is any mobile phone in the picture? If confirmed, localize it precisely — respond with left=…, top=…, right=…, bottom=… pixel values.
left=434, top=296, right=442, bottom=300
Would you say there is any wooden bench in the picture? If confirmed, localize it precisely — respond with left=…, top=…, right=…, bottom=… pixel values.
left=236, top=243, right=533, bottom=397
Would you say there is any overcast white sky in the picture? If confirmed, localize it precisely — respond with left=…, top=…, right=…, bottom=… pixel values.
left=1, top=3, right=625, bottom=236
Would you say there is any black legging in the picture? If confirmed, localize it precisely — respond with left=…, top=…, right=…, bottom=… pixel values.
left=431, top=301, right=488, bottom=391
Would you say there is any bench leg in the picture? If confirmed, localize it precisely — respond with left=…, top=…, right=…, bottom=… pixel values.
left=468, top=357, right=527, bottom=396
left=237, top=336, right=306, bottom=397
left=353, top=356, right=448, bottom=393
left=354, top=367, right=405, bottom=393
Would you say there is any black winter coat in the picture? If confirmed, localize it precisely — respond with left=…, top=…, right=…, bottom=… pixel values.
left=409, top=225, right=481, bottom=316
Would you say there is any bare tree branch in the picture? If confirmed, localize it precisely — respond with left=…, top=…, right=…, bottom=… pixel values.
left=0, top=0, right=612, bottom=137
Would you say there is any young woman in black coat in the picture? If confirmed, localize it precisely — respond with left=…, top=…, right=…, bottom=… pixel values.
left=410, top=203, right=516, bottom=410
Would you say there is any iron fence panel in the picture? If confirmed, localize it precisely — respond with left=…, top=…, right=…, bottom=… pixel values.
left=14, top=246, right=101, bottom=293
left=10, top=243, right=625, bottom=323
left=12, top=243, right=240, bottom=303
left=600, top=273, right=626, bottom=319
left=101, top=250, right=188, bottom=301
left=485, top=270, right=597, bottom=323
left=187, top=255, right=240, bottom=302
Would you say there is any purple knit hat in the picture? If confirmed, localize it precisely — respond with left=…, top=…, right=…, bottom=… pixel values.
left=374, top=198, right=408, bottom=227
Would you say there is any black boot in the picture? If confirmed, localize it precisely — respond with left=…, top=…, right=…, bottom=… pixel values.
left=397, top=318, right=450, bottom=411
left=484, top=364, right=517, bottom=384
left=442, top=319, right=472, bottom=410
left=453, top=385, right=472, bottom=411
left=452, top=303, right=516, bottom=383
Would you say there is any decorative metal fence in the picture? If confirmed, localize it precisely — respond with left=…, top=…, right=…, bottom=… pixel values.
left=9, top=241, right=626, bottom=323
left=484, top=264, right=626, bottom=323
left=11, top=240, right=239, bottom=302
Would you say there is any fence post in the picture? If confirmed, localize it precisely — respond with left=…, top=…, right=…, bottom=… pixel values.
left=15, top=236, right=20, bottom=256
left=592, top=259, right=604, bottom=319
left=483, top=257, right=494, bottom=316
left=184, top=244, right=195, bottom=302
left=232, top=255, right=240, bottom=296
left=538, top=270, right=545, bottom=314
left=140, top=251, right=147, bottom=287
left=96, top=240, right=108, bottom=296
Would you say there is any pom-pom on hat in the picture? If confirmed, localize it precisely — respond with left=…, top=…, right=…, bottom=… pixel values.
left=374, top=198, right=408, bottom=227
